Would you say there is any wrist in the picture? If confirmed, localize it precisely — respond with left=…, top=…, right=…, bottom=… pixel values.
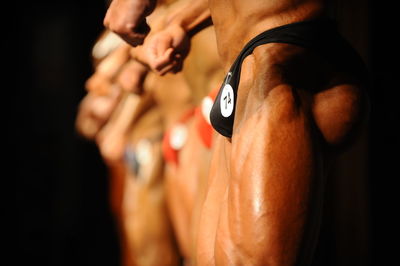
left=165, top=4, right=212, bottom=36
left=165, top=14, right=188, bottom=33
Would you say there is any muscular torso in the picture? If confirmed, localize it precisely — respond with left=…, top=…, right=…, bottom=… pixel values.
left=209, top=0, right=326, bottom=68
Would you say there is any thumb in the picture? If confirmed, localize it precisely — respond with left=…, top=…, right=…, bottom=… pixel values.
left=155, top=33, right=174, bottom=58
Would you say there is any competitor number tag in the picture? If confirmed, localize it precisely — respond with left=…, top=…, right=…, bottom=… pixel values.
left=220, top=84, right=234, bottom=117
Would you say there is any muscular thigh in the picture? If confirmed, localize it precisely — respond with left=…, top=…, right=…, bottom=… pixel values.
left=196, top=135, right=231, bottom=265
left=198, top=52, right=327, bottom=264
left=196, top=42, right=368, bottom=264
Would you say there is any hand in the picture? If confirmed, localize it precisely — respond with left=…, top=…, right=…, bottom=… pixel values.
left=134, top=24, right=190, bottom=75
left=75, top=85, right=122, bottom=140
left=104, top=0, right=157, bottom=46
left=95, top=93, right=140, bottom=163
left=115, top=59, right=148, bottom=94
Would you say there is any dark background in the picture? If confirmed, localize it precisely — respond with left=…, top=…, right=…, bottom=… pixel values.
left=16, top=1, right=120, bottom=266
left=15, top=0, right=397, bottom=265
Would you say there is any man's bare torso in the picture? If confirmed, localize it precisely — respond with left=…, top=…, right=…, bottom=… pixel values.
left=209, top=0, right=326, bottom=68
left=196, top=0, right=368, bottom=264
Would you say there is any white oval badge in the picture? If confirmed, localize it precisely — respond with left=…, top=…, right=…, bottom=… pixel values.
left=170, top=124, right=188, bottom=150
left=220, top=84, right=234, bottom=117
left=201, top=96, right=213, bottom=124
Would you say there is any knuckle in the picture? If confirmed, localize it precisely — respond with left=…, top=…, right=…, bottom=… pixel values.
left=103, top=19, right=109, bottom=27
left=108, top=22, right=131, bottom=36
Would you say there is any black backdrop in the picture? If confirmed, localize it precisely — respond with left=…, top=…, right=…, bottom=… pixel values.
left=368, top=1, right=399, bottom=265
left=16, top=1, right=120, bottom=266
left=14, top=0, right=398, bottom=265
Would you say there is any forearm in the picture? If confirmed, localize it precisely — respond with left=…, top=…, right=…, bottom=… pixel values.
left=166, top=0, right=212, bottom=36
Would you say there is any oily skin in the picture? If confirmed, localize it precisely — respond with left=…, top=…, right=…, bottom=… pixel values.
left=137, top=2, right=223, bottom=262
left=111, top=2, right=204, bottom=264
left=149, top=0, right=367, bottom=265
left=103, top=0, right=368, bottom=264
left=133, top=2, right=223, bottom=261
left=77, top=26, right=182, bottom=266
left=197, top=0, right=368, bottom=263
left=102, top=2, right=194, bottom=264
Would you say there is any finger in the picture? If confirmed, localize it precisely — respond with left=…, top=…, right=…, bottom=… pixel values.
left=156, top=61, right=176, bottom=75
left=103, top=9, right=110, bottom=27
left=171, top=54, right=184, bottom=73
left=172, top=60, right=184, bottom=74
left=153, top=48, right=174, bottom=71
left=146, top=41, right=159, bottom=65
left=158, top=60, right=178, bottom=76
left=155, top=35, right=173, bottom=58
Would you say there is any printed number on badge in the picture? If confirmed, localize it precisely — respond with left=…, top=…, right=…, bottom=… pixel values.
left=220, top=84, right=234, bottom=117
